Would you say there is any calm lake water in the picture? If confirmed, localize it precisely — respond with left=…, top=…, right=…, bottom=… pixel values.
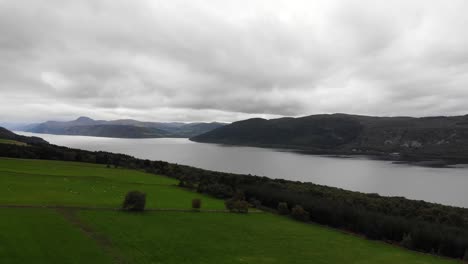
left=17, top=132, right=468, bottom=208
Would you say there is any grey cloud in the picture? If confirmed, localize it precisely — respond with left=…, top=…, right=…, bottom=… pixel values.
left=1, top=0, right=468, bottom=123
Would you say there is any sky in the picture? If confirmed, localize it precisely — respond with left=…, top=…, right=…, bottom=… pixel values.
left=1, top=0, right=468, bottom=123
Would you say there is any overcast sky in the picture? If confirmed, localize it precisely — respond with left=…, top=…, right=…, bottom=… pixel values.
left=1, top=0, right=468, bottom=123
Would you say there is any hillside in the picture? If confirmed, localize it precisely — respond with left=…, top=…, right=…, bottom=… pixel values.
left=191, top=114, right=468, bottom=162
left=58, top=125, right=174, bottom=138
left=1, top=128, right=467, bottom=260
left=19, top=117, right=225, bottom=138
left=0, top=127, right=48, bottom=145
left=0, top=157, right=455, bottom=263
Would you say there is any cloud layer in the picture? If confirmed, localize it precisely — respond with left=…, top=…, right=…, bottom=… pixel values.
left=1, top=0, right=468, bottom=122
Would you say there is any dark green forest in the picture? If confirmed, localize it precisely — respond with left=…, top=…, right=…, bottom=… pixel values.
left=191, top=113, right=468, bottom=164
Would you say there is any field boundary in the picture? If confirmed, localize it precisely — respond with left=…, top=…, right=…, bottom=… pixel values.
left=0, top=204, right=263, bottom=213
left=0, top=169, right=176, bottom=186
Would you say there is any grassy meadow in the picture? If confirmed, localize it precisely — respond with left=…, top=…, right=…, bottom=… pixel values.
left=0, top=208, right=111, bottom=264
left=0, top=139, right=27, bottom=146
left=0, top=157, right=456, bottom=263
left=0, top=158, right=225, bottom=209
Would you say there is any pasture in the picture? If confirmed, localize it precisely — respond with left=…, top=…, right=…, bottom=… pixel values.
left=0, top=158, right=456, bottom=263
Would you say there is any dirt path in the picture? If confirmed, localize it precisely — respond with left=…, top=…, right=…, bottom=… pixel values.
left=55, top=208, right=127, bottom=264
left=1, top=204, right=262, bottom=263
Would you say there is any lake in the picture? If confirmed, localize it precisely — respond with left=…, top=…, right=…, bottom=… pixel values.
left=17, top=132, right=468, bottom=208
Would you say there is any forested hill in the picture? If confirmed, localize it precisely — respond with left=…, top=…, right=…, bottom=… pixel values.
left=0, top=127, right=48, bottom=145
left=191, top=113, right=468, bottom=162
left=18, top=117, right=225, bottom=138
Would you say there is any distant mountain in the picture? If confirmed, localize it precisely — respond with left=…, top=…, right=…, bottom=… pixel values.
left=191, top=113, right=468, bottom=161
left=20, top=117, right=226, bottom=138
left=56, top=125, right=174, bottom=138
left=0, top=122, right=38, bottom=131
left=170, top=122, right=229, bottom=138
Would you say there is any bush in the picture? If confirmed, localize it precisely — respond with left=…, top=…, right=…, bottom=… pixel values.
left=400, top=233, right=414, bottom=249
left=225, top=199, right=249, bottom=213
left=277, top=202, right=290, bottom=215
left=291, top=205, right=309, bottom=221
left=179, top=181, right=195, bottom=188
left=192, top=198, right=202, bottom=210
left=122, top=191, right=146, bottom=212
left=198, top=183, right=233, bottom=198
left=463, top=249, right=468, bottom=261
left=249, top=198, right=262, bottom=208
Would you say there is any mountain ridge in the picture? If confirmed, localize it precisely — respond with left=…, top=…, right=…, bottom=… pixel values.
left=0, top=127, right=48, bottom=145
left=18, top=117, right=226, bottom=138
left=191, top=113, right=468, bottom=163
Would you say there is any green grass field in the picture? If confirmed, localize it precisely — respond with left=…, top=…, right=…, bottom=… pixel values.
left=0, top=208, right=111, bottom=264
left=0, top=158, right=225, bottom=209
left=0, top=139, right=27, bottom=146
left=0, top=158, right=456, bottom=263
left=80, top=211, right=455, bottom=264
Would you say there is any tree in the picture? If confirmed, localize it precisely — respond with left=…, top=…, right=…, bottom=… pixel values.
left=192, top=198, right=202, bottom=210
left=277, top=202, right=290, bottom=215
left=291, top=205, right=309, bottom=221
left=122, top=191, right=146, bottom=212
left=225, top=199, right=249, bottom=213
left=198, top=183, right=233, bottom=198
left=463, top=249, right=468, bottom=262
left=401, top=233, right=413, bottom=249
left=225, top=191, right=249, bottom=213
left=249, top=198, right=262, bottom=208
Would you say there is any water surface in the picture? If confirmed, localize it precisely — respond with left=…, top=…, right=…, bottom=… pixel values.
left=17, top=132, right=468, bottom=208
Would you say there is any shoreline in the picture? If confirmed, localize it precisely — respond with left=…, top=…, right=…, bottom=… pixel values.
left=190, top=138, right=468, bottom=168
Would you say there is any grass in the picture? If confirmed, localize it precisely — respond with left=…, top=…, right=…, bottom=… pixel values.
left=0, top=208, right=111, bottom=264
left=79, top=211, right=455, bottom=264
left=0, top=157, right=457, bottom=263
left=0, top=158, right=225, bottom=209
left=0, top=158, right=177, bottom=185
left=0, top=139, right=27, bottom=146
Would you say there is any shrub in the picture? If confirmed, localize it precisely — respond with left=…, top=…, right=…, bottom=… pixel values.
left=225, top=199, right=249, bottom=213
left=400, top=233, right=413, bottom=249
left=277, top=202, right=290, bottom=215
left=180, top=181, right=195, bottom=188
left=192, top=198, right=202, bottom=210
left=463, top=249, right=468, bottom=261
left=249, top=198, right=262, bottom=208
left=198, top=183, right=233, bottom=198
left=122, top=191, right=146, bottom=212
left=291, top=205, right=309, bottom=221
